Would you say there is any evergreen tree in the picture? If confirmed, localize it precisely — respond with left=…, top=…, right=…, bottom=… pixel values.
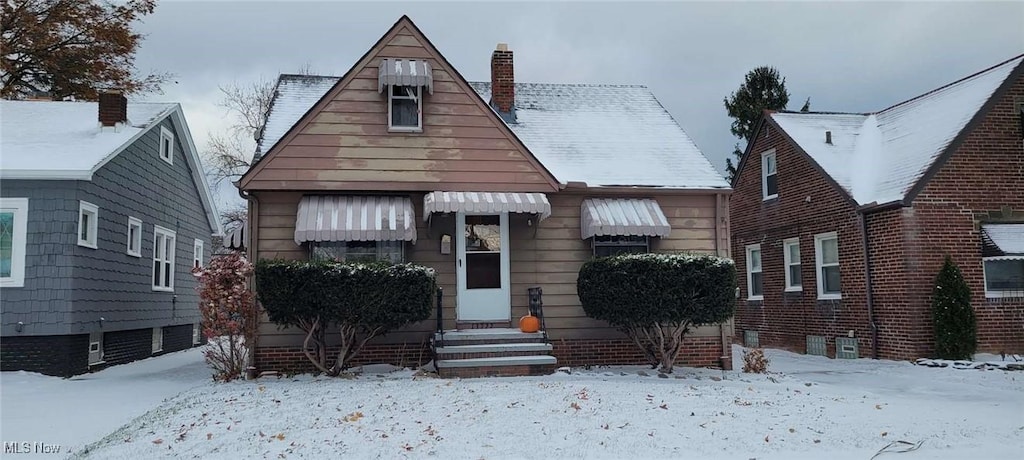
left=932, top=255, right=976, bottom=360
left=800, top=97, right=811, bottom=112
left=723, top=66, right=790, bottom=182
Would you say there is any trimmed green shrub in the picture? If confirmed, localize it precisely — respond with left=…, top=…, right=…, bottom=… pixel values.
left=932, top=255, right=976, bottom=360
left=256, top=259, right=436, bottom=375
left=577, top=253, right=736, bottom=373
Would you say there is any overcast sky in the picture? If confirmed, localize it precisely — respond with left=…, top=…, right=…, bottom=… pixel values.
left=133, top=0, right=1023, bottom=210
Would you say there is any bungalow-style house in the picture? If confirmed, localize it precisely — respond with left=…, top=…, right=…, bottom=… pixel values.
left=239, top=16, right=733, bottom=377
left=0, top=95, right=222, bottom=377
left=731, top=55, right=1023, bottom=360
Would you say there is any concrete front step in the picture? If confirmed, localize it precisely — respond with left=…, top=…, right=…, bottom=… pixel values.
left=434, top=328, right=546, bottom=346
left=436, top=355, right=557, bottom=378
left=435, top=342, right=553, bottom=360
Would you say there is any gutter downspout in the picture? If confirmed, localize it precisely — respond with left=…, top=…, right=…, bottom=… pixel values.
left=716, top=192, right=732, bottom=370
left=859, top=211, right=880, bottom=359
left=240, top=186, right=260, bottom=379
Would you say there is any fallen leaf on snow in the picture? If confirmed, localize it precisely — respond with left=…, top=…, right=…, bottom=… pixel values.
left=659, top=404, right=668, bottom=410
left=152, top=439, right=163, bottom=445
left=207, top=433, right=212, bottom=440
left=274, top=433, right=286, bottom=441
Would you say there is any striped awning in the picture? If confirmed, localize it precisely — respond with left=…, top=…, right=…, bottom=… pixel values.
left=294, top=195, right=417, bottom=244
left=981, top=223, right=1024, bottom=256
left=580, top=198, right=671, bottom=239
left=378, top=59, right=434, bottom=94
left=223, top=223, right=246, bottom=251
left=423, top=192, right=551, bottom=221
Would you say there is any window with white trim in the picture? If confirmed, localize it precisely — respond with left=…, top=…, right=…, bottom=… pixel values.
left=127, top=217, right=142, bottom=257
left=78, top=201, right=99, bottom=249
left=762, top=150, right=778, bottom=200
left=388, top=85, right=422, bottom=131
left=192, top=323, right=202, bottom=345
left=0, top=198, right=29, bottom=288
left=783, top=238, right=802, bottom=291
left=983, top=256, right=1024, bottom=298
left=152, top=226, right=176, bottom=291
left=159, top=126, right=174, bottom=165
left=310, top=241, right=404, bottom=263
left=193, top=238, right=204, bottom=269
left=593, top=235, right=649, bottom=257
left=814, top=232, right=841, bottom=299
left=152, top=327, right=163, bottom=353
left=746, top=244, right=763, bottom=300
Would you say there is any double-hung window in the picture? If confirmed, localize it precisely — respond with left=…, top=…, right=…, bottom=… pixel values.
left=388, top=85, right=421, bottom=131
left=761, top=150, right=778, bottom=200
left=153, top=226, right=176, bottom=291
left=814, top=232, right=841, bottom=299
left=783, top=238, right=802, bottom=291
left=0, top=198, right=29, bottom=288
left=746, top=244, right=763, bottom=300
left=78, top=201, right=99, bottom=249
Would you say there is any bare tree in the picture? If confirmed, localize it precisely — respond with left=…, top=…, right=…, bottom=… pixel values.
left=206, top=77, right=275, bottom=186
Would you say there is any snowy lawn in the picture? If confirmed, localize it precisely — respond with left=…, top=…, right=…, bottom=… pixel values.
left=0, top=348, right=210, bottom=458
left=68, top=345, right=1023, bottom=459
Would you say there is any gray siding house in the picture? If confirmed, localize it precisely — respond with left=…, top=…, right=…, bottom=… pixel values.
left=0, top=94, right=222, bottom=376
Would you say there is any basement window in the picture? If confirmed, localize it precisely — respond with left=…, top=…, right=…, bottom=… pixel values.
left=388, top=86, right=422, bottom=131
left=983, top=257, right=1024, bottom=298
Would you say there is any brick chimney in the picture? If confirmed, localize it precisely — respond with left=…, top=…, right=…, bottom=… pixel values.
left=98, top=91, right=127, bottom=127
left=491, top=43, right=515, bottom=118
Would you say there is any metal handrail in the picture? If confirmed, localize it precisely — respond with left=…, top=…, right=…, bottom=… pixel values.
left=435, top=287, right=444, bottom=348
left=528, top=286, right=548, bottom=343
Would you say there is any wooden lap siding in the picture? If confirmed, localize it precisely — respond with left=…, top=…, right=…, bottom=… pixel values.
left=252, top=190, right=731, bottom=352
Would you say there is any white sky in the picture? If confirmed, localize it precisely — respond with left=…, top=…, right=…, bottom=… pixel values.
left=132, top=0, right=1024, bottom=194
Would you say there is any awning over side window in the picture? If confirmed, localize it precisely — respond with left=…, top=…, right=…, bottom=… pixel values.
left=378, top=58, right=433, bottom=94
left=580, top=198, right=670, bottom=239
left=423, top=192, right=551, bottom=221
left=981, top=223, right=1024, bottom=256
left=295, top=195, right=417, bottom=244
left=223, top=223, right=246, bottom=251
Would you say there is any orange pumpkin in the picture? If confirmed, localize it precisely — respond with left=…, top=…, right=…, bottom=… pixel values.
left=519, top=314, right=540, bottom=333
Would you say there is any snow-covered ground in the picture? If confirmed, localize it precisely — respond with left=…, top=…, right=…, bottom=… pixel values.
left=0, top=349, right=210, bottom=458
left=12, top=345, right=1014, bottom=460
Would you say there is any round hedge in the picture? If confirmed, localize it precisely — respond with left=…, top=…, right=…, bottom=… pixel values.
left=577, top=253, right=736, bottom=327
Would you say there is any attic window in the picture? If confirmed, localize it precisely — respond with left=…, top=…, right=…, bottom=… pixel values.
left=761, top=150, right=778, bottom=200
left=159, top=126, right=174, bottom=165
left=389, top=86, right=422, bottom=131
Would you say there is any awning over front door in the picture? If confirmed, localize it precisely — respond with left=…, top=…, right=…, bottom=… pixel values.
left=580, top=198, right=671, bottom=239
left=981, top=223, right=1024, bottom=257
left=294, top=195, right=417, bottom=244
left=423, top=192, right=551, bottom=221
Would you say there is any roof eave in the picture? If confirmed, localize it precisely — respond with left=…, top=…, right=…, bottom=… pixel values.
left=0, top=170, right=94, bottom=180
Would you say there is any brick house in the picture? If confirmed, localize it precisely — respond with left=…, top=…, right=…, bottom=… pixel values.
left=238, top=16, right=734, bottom=377
left=731, top=55, right=1023, bottom=361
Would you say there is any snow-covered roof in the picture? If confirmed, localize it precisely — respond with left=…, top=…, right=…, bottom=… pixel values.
left=256, top=75, right=340, bottom=160
left=0, top=100, right=223, bottom=236
left=470, top=82, right=728, bottom=189
left=770, top=55, right=1022, bottom=206
left=1, top=101, right=176, bottom=178
left=255, top=76, right=730, bottom=190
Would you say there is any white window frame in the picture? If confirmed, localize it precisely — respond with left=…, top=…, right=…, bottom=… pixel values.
left=77, top=201, right=99, bottom=249
left=761, top=149, right=778, bottom=200
left=746, top=244, right=763, bottom=300
left=152, top=225, right=176, bottom=292
left=814, top=232, right=841, bottom=300
left=387, top=85, right=423, bottom=132
left=0, top=198, right=29, bottom=288
left=982, top=256, right=1024, bottom=299
left=152, top=327, right=163, bottom=353
left=126, top=216, right=143, bottom=257
left=193, top=238, right=204, bottom=269
left=783, top=237, right=802, bottom=292
left=192, top=323, right=202, bottom=345
left=159, top=126, right=174, bottom=165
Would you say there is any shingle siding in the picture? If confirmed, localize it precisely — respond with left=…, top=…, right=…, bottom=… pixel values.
left=0, top=181, right=78, bottom=336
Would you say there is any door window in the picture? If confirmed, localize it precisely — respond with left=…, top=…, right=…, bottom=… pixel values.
left=465, top=215, right=501, bottom=289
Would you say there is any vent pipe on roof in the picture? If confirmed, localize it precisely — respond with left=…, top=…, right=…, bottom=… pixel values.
left=98, top=91, right=127, bottom=127
left=825, top=130, right=832, bottom=145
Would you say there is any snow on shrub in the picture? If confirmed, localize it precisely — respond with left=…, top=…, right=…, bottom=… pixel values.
left=194, top=253, right=257, bottom=381
left=577, top=253, right=736, bottom=373
left=255, top=259, right=436, bottom=376
left=932, top=255, right=976, bottom=360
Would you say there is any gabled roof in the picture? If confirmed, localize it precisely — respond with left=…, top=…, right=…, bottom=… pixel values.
left=766, top=54, right=1023, bottom=206
left=251, top=77, right=730, bottom=191
left=0, top=100, right=223, bottom=236
left=470, top=83, right=729, bottom=189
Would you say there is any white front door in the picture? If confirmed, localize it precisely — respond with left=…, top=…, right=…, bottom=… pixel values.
left=456, top=212, right=510, bottom=321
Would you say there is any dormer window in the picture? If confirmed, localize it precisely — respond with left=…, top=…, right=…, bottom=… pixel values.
left=378, top=58, right=433, bottom=133
left=389, top=86, right=421, bottom=131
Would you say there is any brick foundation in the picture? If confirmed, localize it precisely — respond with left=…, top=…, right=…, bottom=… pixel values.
left=103, top=328, right=155, bottom=366
left=0, top=334, right=90, bottom=377
left=256, top=341, right=433, bottom=375
left=160, top=324, right=196, bottom=354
